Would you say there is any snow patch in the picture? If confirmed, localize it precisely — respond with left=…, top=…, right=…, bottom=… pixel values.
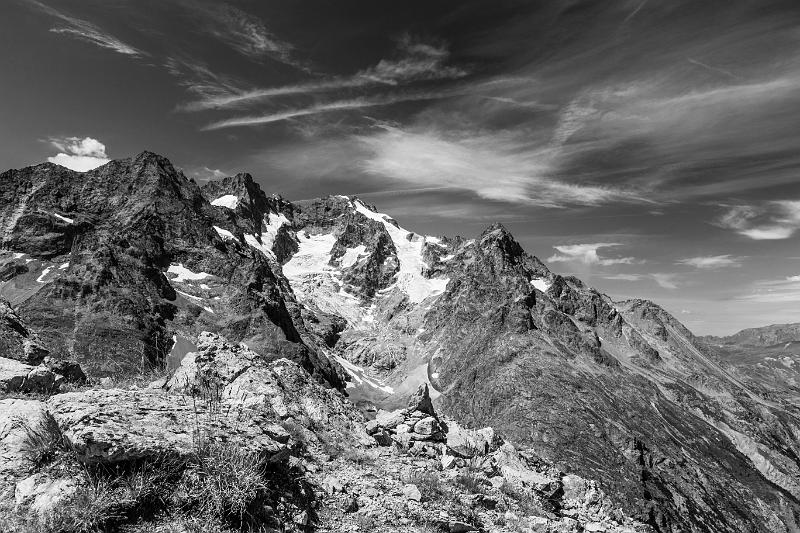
left=12, top=253, right=25, bottom=260
left=282, top=232, right=337, bottom=278
left=213, top=226, right=238, bottom=242
left=167, top=263, right=213, bottom=283
left=246, top=212, right=290, bottom=258
left=175, top=289, right=215, bottom=314
left=335, top=355, right=394, bottom=394
left=339, top=245, right=367, bottom=268
left=210, top=194, right=239, bottom=209
left=58, top=262, right=69, bottom=270
left=36, top=267, right=53, bottom=283
left=51, top=213, right=74, bottom=224
left=530, top=278, right=551, bottom=293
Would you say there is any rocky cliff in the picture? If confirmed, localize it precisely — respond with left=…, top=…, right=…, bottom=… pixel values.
left=1, top=152, right=799, bottom=532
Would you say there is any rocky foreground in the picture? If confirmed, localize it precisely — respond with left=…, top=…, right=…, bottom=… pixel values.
left=1, top=333, right=646, bottom=533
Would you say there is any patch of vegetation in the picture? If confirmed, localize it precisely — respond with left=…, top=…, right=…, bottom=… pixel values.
left=403, top=471, right=445, bottom=502
left=454, top=472, right=486, bottom=494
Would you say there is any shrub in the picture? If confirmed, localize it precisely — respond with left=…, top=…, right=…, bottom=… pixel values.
left=180, top=440, right=270, bottom=525
left=454, top=472, right=486, bottom=494
left=21, top=414, right=65, bottom=468
left=403, top=471, right=444, bottom=502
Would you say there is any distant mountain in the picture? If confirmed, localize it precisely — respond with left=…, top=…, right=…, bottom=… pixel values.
left=702, top=323, right=800, bottom=347
left=2, top=152, right=800, bottom=533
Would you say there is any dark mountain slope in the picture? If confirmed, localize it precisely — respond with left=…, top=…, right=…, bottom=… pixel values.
left=0, top=152, right=343, bottom=387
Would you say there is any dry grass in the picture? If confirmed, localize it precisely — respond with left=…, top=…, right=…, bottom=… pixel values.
left=403, top=471, right=445, bottom=502
left=180, top=440, right=270, bottom=524
left=454, top=472, right=486, bottom=494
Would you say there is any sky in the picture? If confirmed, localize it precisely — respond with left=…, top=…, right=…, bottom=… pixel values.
left=2, top=0, right=800, bottom=335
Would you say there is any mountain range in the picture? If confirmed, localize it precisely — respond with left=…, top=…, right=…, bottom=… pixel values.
left=1, top=152, right=799, bottom=533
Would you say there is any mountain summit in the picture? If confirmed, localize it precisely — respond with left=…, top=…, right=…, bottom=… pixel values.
left=1, top=153, right=799, bottom=532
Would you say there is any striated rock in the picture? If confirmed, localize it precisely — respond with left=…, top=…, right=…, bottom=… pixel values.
left=406, top=383, right=435, bottom=416
left=46, top=388, right=288, bottom=464
left=0, top=299, right=49, bottom=364
left=0, top=357, right=57, bottom=393
left=446, top=420, right=496, bottom=458
left=0, top=399, right=56, bottom=479
left=168, top=332, right=369, bottom=446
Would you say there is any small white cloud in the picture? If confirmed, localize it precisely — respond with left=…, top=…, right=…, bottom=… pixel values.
left=548, top=243, right=637, bottom=266
left=189, top=167, right=228, bottom=181
left=47, top=136, right=109, bottom=172
left=716, top=202, right=800, bottom=240
left=677, top=254, right=743, bottom=269
left=651, top=273, right=679, bottom=289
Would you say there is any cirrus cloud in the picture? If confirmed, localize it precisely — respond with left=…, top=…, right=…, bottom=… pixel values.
left=677, top=254, right=743, bottom=269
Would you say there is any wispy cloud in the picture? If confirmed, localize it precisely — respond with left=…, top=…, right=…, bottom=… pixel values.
left=46, top=136, right=110, bottom=172
left=358, top=125, right=640, bottom=207
left=547, top=243, right=637, bottom=266
left=716, top=202, right=800, bottom=240
left=651, top=273, right=679, bottom=290
left=164, top=56, right=243, bottom=100
left=202, top=94, right=455, bottom=130
left=677, top=254, right=743, bottom=269
left=181, top=35, right=466, bottom=111
left=738, top=275, right=800, bottom=303
left=603, top=272, right=680, bottom=289
left=28, top=1, right=146, bottom=57
left=604, top=273, right=645, bottom=281
left=183, top=2, right=297, bottom=64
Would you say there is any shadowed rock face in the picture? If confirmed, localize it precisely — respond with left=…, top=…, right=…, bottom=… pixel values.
left=2, top=152, right=799, bottom=532
left=0, top=299, right=49, bottom=364
left=0, top=152, right=345, bottom=389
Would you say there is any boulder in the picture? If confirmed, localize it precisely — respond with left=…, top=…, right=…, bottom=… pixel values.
left=492, top=443, right=557, bottom=489
left=0, top=399, right=57, bottom=478
left=446, top=421, right=492, bottom=458
left=46, top=388, right=288, bottom=464
left=413, top=416, right=439, bottom=436
left=365, top=419, right=380, bottom=435
left=322, top=475, right=344, bottom=495
left=406, top=383, right=436, bottom=416
left=15, top=473, right=80, bottom=518
left=372, top=429, right=393, bottom=446
left=0, top=358, right=59, bottom=393
left=0, top=300, right=49, bottom=365
left=374, top=409, right=405, bottom=430
left=403, top=483, right=422, bottom=502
